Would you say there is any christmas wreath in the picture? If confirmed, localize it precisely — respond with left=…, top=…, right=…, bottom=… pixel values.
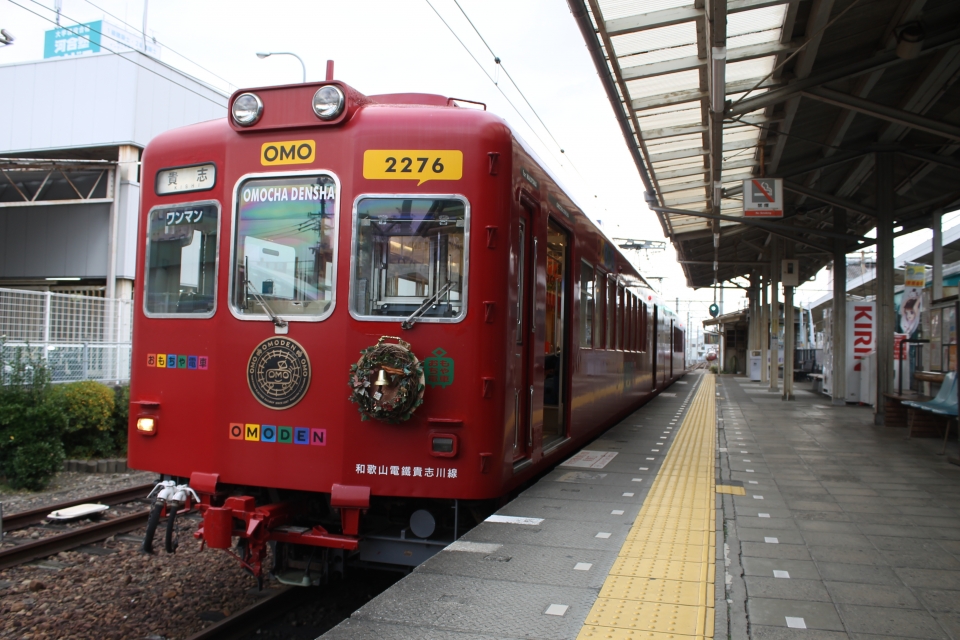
left=349, top=336, right=425, bottom=423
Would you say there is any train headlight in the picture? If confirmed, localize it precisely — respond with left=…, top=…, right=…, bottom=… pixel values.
left=232, top=93, right=263, bottom=126
left=312, top=85, right=344, bottom=120
left=136, top=416, right=157, bottom=436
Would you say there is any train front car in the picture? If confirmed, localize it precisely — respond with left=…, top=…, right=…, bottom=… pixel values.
left=128, top=77, right=687, bottom=585
left=129, top=80, right=514, bottom=584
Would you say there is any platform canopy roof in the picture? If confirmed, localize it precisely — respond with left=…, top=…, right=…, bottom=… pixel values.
left=569, top=0, right=960, bottom=289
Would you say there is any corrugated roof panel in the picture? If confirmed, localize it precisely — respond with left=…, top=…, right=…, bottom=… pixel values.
left=597, top=0, right=694, bottom=21
left=722, top=127, right=760, bottom=142
left=725, top=57, right=776, bottom=84
left=636, top=99, right=701, bottom=115
left=651, top=155, right=705, bottom=169
left=626, top=70, right=701, bottom=99
left=646, top=133, right=706, bottom=154
left=727, top=5, right=787, bottom=36
left=639, top=107, right=702, bottom=130
left=664, top=187, right=707, bottom=200
left=611, top=21, right=698, bottom=58
left=728, top=29, right=782, bottom=50
left=618, top=44, right=700, bottom=68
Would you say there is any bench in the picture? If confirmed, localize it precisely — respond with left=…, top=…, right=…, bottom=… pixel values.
left=902, top=371, right=956, bottom=439
left=882, top=391, right=930, bottom=428
left=808, top=373, right=824, bottom=394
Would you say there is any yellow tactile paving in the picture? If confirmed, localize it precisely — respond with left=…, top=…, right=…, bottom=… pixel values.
left=716, top=485, right=746, bottom=496
left=577, top=375, right=717, bottom=640
left=583, top=600, right=711, bottom=636
left=618, top=540, right=711, bottom=562
left=600, top=576, right=715, bottom=607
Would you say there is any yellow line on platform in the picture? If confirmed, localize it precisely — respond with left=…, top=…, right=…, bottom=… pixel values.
left=578, top=375, right=717, bottom=640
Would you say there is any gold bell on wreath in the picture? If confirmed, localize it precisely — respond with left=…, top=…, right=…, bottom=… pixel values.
left=374, top=368, right=390, bottom=387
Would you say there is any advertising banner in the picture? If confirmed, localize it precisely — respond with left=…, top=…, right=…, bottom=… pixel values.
left=900, top=264, right=925, bottom=337
left=845, top=300, right=875, bottom=403
left=44, top=21, right=101, bottom=58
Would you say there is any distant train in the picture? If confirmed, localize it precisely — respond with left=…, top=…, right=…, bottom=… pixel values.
left=128, top=71, right=685, bottom=585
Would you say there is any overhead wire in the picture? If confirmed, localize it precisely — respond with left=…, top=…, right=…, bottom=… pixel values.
left=78, top=0, right=238, bottom=92
left=424, top=0, right=596, bottom=197
left=450, top=0, right=590, bottom=185
left=9, top=0, right=226, bottom=108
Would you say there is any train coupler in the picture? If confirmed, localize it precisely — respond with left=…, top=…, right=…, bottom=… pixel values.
left=193, top=495, right=361, bottom=582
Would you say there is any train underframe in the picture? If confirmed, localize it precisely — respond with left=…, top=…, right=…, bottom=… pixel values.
left=144, top=471, right=493, bottom=587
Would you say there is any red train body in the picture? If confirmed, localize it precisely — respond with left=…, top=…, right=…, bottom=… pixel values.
left=128, top=77, right=685, bottom=581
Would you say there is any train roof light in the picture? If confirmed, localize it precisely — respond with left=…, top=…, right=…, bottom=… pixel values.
left=232, top=93, right=263, bottom=127
left=313, top=85, right=345, bottom=120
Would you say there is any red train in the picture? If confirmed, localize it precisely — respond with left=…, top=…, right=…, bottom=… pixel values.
left=128, top=70, right=685, bottom=584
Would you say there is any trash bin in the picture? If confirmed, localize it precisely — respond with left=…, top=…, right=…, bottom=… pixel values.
left=749, top=350, right=762, bottom=381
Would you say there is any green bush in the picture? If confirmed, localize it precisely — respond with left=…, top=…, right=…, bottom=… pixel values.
left=111, top=384, right=129, bottom=455
left=0, top=343, right=64, bottom=490
left=8, top=440, right=65, bottom=490
left=49, top=380, right=116, bottom=458
left=709, top=365, right=718, bottom=374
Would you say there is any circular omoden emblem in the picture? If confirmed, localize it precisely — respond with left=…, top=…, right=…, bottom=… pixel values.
left=247, top=337, right=311, bottom=410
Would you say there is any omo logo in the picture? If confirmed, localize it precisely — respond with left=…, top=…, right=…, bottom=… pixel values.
left=247, top=337, right=312, bottom=409
left=261, top=139, right=315, bottom=166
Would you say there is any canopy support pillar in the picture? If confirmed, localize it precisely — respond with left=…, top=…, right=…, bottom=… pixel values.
left=875, top=152, right=895, bottom=425
left=832, top=207, right=847, bottom=405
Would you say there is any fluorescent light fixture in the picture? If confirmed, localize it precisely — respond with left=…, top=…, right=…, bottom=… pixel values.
left=711, top=47, right=726, bottom=114
left=45, top=277, right=81, bottom=281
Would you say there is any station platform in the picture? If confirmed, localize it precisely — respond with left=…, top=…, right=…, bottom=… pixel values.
left=323, top=372, right=960, bottom=639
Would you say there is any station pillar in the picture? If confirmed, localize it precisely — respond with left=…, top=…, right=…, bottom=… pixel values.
left=769, top=239, right=780, bottom=391
left=832, top=208, right=847, bottom=405
left=933, top=209, right=944, bottom=300
left=761, top=268, right=769, bottom=384
left=875, top=153, right=895, bottom=425
left=783, top=244, right=795, bottom=401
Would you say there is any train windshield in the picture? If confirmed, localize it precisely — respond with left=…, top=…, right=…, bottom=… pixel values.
left=144, top=202, right=219, bottom=317
left=351, top=197, right=467, bottom=322
left=232, top=174, right=339, bottom=320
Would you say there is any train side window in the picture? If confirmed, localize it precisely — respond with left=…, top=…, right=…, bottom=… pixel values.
left=232, top=173, right=339, bottom=321
left=641, top=302, right=647, bottom=351
left=144, top=201, right=219, bottom=317
left=595, top=273, right=605, bottom=349
left=606, top=277, right=616, bottom=350
left=617, top=286, right=627, bottom=351
left=634, top=296, right=640, bottom=351
left=350, top=196, right=467, bottom=323
left=580, top=261, right=594, bottom=348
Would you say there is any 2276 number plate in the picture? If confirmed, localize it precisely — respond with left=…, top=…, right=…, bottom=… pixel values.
left=363, top=150, right=463, bottom=186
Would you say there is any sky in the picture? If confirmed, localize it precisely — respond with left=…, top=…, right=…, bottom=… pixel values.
left=0, top=0, right=950, bottom=335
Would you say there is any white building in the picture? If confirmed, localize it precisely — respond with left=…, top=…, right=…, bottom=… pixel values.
left=0, top=50, right=226, bottom=298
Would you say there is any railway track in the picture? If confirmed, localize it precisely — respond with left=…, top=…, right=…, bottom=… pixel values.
left=2, top=482, right=155, bottom=531
left=0, top=482, right=155, bottom=571
left=183, top=586, right=309, bottom=640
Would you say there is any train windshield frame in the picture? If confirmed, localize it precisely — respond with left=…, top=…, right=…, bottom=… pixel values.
left=349, top=194, right=469, bottom=324
left=143, top=200, right=221, bottom=318
left=229, top=171, right=341, bottom=323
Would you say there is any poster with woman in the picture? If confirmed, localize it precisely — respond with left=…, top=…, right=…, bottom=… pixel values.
left=900, top=264, right=926, bottom=337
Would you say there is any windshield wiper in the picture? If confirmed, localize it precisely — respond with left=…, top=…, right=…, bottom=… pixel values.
left=401, top=282, right=454, bottom=330
left=245, top=280, right=289, bottom=333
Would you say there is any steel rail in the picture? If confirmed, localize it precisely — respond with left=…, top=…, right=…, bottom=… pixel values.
left=183, top=586, right=310, bottom=640
left=0, top=510, right=150, bottom=571
left=2, top=482, right=155, bottom=531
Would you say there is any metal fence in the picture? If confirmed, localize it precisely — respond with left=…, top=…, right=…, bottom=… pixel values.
left=0, top=287, right=132, bottom=383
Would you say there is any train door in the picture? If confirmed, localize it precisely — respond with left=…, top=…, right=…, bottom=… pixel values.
left=512, top=198, right=537, bottom=465
left=542, top=219, right=569, bottom=450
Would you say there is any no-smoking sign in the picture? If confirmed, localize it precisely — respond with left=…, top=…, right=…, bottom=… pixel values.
left=743, top=178, right=783, bottom=217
